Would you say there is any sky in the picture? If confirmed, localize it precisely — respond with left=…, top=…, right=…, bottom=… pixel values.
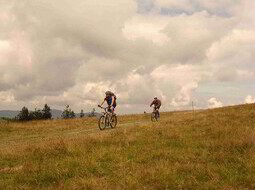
left=0, top=0, right=255, bottom=114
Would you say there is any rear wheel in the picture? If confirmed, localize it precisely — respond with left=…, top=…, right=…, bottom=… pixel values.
left=110, top=115, right=117, bottom=128
left=156, top=110, right=160, bottom=121
left=98, top=116, right=106, bottom=130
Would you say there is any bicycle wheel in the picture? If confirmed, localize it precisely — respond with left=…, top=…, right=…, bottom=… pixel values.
left=98, top=116, right=106, bottom=130
left=151, top=112, right=157, bottom=122
left=156, top=111, right=160, bottom=121
left=110, top=115, right=117, bottom=128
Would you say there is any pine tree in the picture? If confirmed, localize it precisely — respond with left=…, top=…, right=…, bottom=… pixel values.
left=80, top=109, right=85, bottom=118
left=42, top=104, right=52, bottom=119
left=91, top=108, right=95, bottom=117
left=88, top=108, right=95, bottom=117
left=70, top=111, right=76, bottom=118
left=29, top=108, right=43, bottom=120
left=61, top=105, right=70, bottom=119
left=61, top=105, right=76, bottom=119
left=17, top=106, right=29, bottom=121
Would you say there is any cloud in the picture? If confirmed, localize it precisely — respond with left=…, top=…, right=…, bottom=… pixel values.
left=1, top=0, right=137, bottom=99
left=208, top=97, right=223, bottom=108
left=171, top=82, right=198, bottom=107
left=150, top=0, right=241, bottom=17
left=244, top=95, right=255, bottom=104
left=0, top=91, right=15, bottom=103
left=207, top=29, right=255, bottom=83
left=0, top=0, right=255, bottom=113
left=122, top=15, right=170, bottom=45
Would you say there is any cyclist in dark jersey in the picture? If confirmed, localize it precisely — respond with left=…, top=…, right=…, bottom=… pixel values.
left=99, top=91, right=117, bottom=113
left=150, top=97, right=161, bottom=109
left=150, top=97, right=161, bottom=112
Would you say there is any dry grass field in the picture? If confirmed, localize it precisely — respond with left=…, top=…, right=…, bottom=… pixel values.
left=0, top=104, right=255, bottom=189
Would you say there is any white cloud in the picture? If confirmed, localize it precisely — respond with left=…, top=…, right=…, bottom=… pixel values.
left=0, top=91, right=15, bottom=103
left=0, top=0, right=255, bottom=113
left=171, top=82, right=198, bottom=107
left=207, top=30, right=255, bottom=63
left=208, top=97, right=223, bottom=108
left=122, top=15, right=170, bottom=45
left=245, top=95, right=255, bottom=104
left=207, top=29, right=255, bottom=82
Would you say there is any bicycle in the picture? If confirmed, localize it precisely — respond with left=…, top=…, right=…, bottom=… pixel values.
left=151, top=106, right=160, bottom=122
left=98, top=105, right=117, bottom=130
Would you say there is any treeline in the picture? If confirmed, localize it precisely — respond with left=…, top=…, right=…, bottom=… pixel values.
left=16, top=104, right=52, bottom=121
left=61, top=105, right=76, bottom=119
left=60, top=106, right=96, bottom=118
left=14, top=104, right=96, bottom=121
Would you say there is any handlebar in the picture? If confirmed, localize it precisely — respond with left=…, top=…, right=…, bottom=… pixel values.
left=98, top=105, right=108, bottom=111
left=98, top=105, right=113, bottom=109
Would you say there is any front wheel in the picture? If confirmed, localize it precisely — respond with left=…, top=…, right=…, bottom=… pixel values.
left=98, top=116, right=106, bottom=130
left=156, top=110, right=160, bottom=120
left=110, top=115, right=117, bottom=128
left=151, top=112, right=157, bottom=122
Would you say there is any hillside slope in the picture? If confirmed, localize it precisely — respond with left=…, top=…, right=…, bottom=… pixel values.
left=0, top=104, right=254, bottom=189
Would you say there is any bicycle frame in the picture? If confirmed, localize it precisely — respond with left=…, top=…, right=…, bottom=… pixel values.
left=99, top=106, right=111, bottom=116
left=153, top=106, right=159, bottom=113
left=151, top=106, right=160, bottom=121
left=98, top=105, right=117, bottom=130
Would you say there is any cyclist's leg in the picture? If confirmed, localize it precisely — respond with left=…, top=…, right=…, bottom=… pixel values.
left=157, top=106, right=160, bottom=117
left=107, top=103, right=112, bottom=112
left=112, top=103, right=116, bottom=115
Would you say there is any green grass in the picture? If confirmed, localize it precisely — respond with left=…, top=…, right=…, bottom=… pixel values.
left=0, top=104, right=254, bottom=189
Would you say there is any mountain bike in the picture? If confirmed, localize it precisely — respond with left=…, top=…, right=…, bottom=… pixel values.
left=98, top=105, right=117, bottom=130
left=151, top=106, right=160, bottom=122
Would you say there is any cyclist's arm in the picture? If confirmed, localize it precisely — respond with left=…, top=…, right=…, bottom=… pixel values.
left=110, top=96, right=116, bottom=106
left=100, top=99, right=105, bottom=106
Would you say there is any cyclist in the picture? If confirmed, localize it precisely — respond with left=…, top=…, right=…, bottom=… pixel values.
left=99, top=91, right=117, bottom=114
left=150, top=97, right=161, bottom=117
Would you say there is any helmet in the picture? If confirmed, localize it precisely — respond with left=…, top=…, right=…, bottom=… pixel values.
left=105, top=91, right=111, bottom=96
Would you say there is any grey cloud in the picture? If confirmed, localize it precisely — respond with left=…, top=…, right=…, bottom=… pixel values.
left=1, top=0, right=137, bottom=99
left=0, top=0, right=255, bottom=112
left=160, top=11, right=235, bottom=64
left=153, top=0, right=240, bottom=17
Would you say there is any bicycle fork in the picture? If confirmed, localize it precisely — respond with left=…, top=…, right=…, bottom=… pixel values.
left=105, top=114, right=111, bottom=127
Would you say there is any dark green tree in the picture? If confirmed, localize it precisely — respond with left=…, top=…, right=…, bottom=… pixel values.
left=70, top=110, right=76, bottom=118
left=88, top=108, right=95, bottom=117
left=80, top=109, right=85, bottom=118
left=42, top=104, right=52, bottom=119
left=29, top=108, right=43, bottom=120
left=61, top=105, right=70, bottom=119
left=61, top=105, right=75, bottom=119
left=17, top=106, right=29, bottom=121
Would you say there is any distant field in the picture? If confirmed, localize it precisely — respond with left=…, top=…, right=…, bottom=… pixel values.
left=0, top=104, right=254, bottom=189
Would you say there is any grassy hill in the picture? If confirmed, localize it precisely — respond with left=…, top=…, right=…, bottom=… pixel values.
left=0, top=104, right=254, bottom=189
